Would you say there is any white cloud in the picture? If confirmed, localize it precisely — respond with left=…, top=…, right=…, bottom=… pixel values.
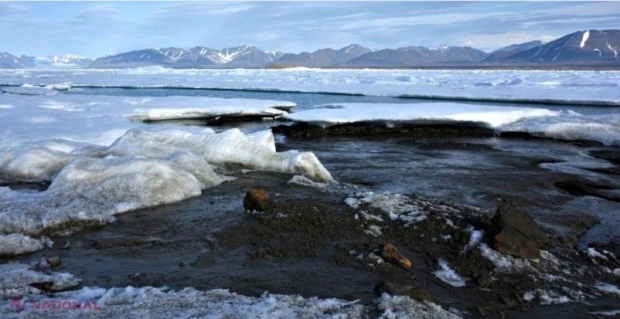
left=75, top=4, right=121, bottom=22
left=521, top=16, right=619, bottom=29
left=340, top=12, right=508, bottom=30
left=462, top=33, right=558, bottom=51
left=148, top=2, right=255, bottom=20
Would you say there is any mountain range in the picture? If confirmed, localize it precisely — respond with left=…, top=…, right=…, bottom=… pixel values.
left=1, top=29, right=618, bottom=69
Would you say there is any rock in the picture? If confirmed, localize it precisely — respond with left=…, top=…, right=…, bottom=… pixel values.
left=381, top=243, right=412, bottom=270
left=46, top=256, right=61, bottom=267
left=29, top=281, right=54, bottom=292
left=405, top=288, right=434, bottom=302
left=243, top=188, right=274, bottom=212
left=373, top=280, right=395, bottom=295
left=487, top=204, right=547, bottom=259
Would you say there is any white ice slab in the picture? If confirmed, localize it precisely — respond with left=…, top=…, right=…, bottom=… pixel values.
left=285, top=102, right=620, bottom=146
left=285, top=102, right=558, bottom=128
left=2, top=85, right=58, bottom=96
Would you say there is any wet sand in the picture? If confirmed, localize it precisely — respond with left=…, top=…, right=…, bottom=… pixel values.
left=3, top=133, right=620, bottom=318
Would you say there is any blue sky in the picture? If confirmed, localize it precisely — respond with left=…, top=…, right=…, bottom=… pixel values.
left=1, top=1, right=619, bottom=57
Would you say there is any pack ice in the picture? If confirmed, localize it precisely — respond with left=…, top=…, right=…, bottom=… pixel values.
left=0, top=94, right=333, bottom=256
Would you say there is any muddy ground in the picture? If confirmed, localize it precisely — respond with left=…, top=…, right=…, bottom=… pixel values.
left=3, top=132, right=620, bottom=318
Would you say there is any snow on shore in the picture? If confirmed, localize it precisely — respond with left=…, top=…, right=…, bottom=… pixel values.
left=0, top=262, right=461, bottom=319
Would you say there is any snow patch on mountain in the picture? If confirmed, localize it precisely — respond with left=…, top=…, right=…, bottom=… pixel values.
left=580, top=30, right=590, bottom=48
left=607, top=42, right=618, bottom=58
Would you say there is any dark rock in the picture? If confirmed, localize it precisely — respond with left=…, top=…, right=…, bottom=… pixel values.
left=381, top=243, right=412, bottom=270
left=46, top=256, right=61, bottom=267
left=373, top=280, right=396, bottom=295
left=498, top=131, right=534, bottom=139
left=29, top=281, right=54, bottom=291
left=487, top=204, right=547, bottom=259
left=243, top=188, right=274, bottom=212
left=272, top=122, right=494, bottom=139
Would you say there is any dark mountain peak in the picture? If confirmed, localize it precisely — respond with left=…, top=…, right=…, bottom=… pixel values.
left=339, top=44, right=372, bottom=56
left=0, top=52, right=35, bottom=68
left=347, top=45, right=487, bottom=67
left=489, top=29, right=620, bottom=65
left=491, top=40, right=543, bottom=54
left=483, top=40, right=544, bottom=63
left=274, top=45, right=371, bottom=67
left=9, top=29, right=616, bottom=69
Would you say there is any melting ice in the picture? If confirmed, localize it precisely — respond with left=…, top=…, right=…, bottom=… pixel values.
left=0, top=94, right=333, bottom=256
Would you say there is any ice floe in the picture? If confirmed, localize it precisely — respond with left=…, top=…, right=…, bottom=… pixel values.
left=285, top=103, right=559, bottom=128
left=285, top=102, right=620, bottom=146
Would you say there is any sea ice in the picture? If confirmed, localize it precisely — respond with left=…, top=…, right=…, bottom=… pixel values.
left=2, top=68, right=619, bottom=106
left=285, top=102, right=559, bottom=128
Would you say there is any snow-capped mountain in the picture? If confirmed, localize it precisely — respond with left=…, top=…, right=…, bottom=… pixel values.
left=345, top=46, right=488, bottom=67
left=22, top=55, right=94, bottom=68
left=90, top=45, right=280, bottom=68
left=3, top=29, right=618, bottom=69
left=482, top=41, right=544, bottom=63
left=0, top=52, right=35, bottom=69
left=491, top=30, right=620, bottom=65
left=275, top=44, right=373, bottom=67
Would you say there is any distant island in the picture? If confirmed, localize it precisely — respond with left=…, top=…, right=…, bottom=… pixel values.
left=1, top=29, right=619, bottom=69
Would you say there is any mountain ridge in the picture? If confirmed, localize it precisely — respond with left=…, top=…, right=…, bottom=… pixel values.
left=1, top=29, right=618, bottom=69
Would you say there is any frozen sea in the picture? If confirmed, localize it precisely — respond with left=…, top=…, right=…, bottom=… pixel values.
left=2, top=67, right=620, bottom=318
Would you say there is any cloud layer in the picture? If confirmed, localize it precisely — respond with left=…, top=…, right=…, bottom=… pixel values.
left=1, top=1, right=617, bottom=57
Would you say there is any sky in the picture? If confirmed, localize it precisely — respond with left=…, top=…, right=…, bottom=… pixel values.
left=1, top=1, right=619, bottom=58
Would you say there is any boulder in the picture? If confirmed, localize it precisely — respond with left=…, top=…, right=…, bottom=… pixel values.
left=381, top=243, right=412, bottom=270
left=243, top=188, right=274, bottom=212
left=487, top=204, right=547, bottom=259
left=46, top=256, right=61, bottom=267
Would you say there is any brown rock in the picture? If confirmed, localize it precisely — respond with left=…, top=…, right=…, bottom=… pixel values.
left=243, top=188, right=274, bottom=212
left=381, top=243, right=412, bottom=270
left=46, top=256, right=61, bottom=267
left=488, top=203, right=547, bottom=259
